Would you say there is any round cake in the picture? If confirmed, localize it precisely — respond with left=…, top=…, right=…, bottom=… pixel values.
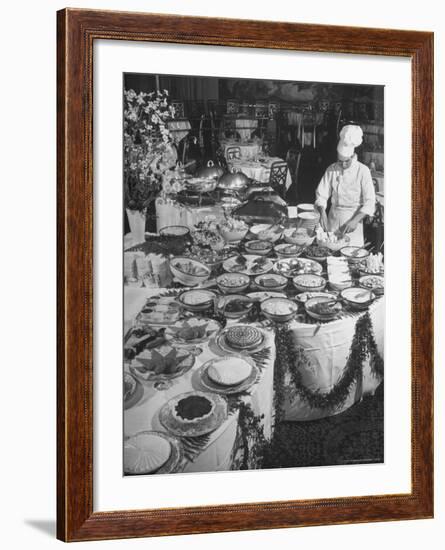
left=207, top=356, right=253, bottom=387
left=124, top=432, right=172, bottom=474
left=225, top=325, right=262, bottom=350
left=172, top=394, right=215, bottom=424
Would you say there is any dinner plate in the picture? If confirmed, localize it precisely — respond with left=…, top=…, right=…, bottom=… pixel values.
left=159, top=391, right=228, bottom=438
left=123, top=372, right=144, bottom=410
left=124, top=431, right=184, bottom=475
left=222, top=254, right=274, bottom=276
left=130, top=346, right=195, bottom=383
left=197, top=361, right=260, bottom=396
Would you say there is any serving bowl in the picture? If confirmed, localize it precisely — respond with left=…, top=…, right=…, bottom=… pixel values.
left=283, top=227, right=315, bottom=246
left=317, top=235, right=351, bottom=252
left=216, top=294, right=254, bottom=319
left=219, top=225, right=248, bottom=243
left=304, top=244, right=332, bottom=263
left=249, top=224, right=283, bottom=243
left=292, top=273, right=327, bottom=293
left=169, top=257, right=211, bottom=286
left=274, top=243, right=304, bottom=259
left=216, top=272, right=251, bottom=294
left=244, top=239, right=273, bottom=256
left=305, top=295, right=342, bottom=321
left=254, top=273, right=288, bottom=292
left=340, top=246, right=370, bottom=265
left=359, top=275, right=384, bottom=296
left=177, top=289, right=217, bottom=312
left=159, top=225, right=190, bottom=238
left=340, top=287, right=375, bottom=310
left=260, top=297, right=298, bottom=323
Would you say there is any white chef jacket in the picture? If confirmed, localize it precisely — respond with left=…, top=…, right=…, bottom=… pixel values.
left=315, top=156, right=376, bottom=246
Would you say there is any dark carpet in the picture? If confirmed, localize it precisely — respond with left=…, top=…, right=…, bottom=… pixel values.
left=263, top=383, right=384, bottom=469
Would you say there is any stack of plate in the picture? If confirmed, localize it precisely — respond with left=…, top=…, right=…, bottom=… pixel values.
left=296, top=211, right=320, bottom=231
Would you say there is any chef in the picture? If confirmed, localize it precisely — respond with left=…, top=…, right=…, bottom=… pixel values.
left=315, top=125, right=376, bottom=247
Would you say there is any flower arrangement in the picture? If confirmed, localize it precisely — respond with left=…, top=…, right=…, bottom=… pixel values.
left=124, top=89, right=178, bottom=212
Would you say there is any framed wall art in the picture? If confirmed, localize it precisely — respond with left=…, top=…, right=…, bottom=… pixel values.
left=57, top=8, right=434, bottom=542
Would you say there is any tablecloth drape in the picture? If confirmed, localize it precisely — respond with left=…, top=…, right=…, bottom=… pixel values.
left=283, top=297, right=384, bottom=421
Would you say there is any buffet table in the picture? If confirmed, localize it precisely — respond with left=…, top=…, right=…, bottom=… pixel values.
left=124, top=286, right=276, bottom=473
left=123, top=221, right=385, bottom=474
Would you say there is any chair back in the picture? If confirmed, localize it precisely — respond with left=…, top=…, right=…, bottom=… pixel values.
left=226, top=146, right=241, bottom=160
left=269, top=161, right=288, bottom=197
left=171, top=100, right=185, bottom=119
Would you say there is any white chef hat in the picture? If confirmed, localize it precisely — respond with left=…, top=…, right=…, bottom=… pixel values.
left=337, top=125, right=363, bottom=157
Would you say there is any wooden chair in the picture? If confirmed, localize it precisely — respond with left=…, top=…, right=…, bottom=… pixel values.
left=171, top=100, right=185, bottom=119
left=269, top=161, right=288, bottom=198
left=226, top=146, right=241, bottom=160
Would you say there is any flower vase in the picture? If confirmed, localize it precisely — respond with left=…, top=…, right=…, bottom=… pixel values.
left=126, top=208, right=146, bottom=245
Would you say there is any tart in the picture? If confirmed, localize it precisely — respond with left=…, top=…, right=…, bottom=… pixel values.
left=172, top=394, right=215, bottom=424
left=225, top=325, right=263, bottom=350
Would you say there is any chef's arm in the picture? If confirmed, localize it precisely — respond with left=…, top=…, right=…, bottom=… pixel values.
left=314, top=171, right=332, bottom=230
left=342, top=173, right=376, bottom=233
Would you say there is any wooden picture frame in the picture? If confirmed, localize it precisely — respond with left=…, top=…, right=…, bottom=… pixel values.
left=57, top=8, right=434, bottom=542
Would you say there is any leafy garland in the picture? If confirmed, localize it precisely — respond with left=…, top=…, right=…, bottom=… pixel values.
left=274, top=312, right=384, bottom=412
left=228, top=347, right=271, bottom=470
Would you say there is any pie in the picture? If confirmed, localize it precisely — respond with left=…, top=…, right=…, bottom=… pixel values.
left=225, top=325, right=263, bottom=350
left=173, top=394, right=215, bottom=423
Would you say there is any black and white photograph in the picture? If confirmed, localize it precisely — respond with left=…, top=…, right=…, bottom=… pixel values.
left=122, top=73, right=385, bottom=476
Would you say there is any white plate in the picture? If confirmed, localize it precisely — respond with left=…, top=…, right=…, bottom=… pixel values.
left=207, top=356, right=253, bottom=387
left=124, top=432, right=172, bottom=474
left=223, top=254, right=274, bottom=276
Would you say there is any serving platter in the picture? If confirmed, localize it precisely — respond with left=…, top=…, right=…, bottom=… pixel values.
left=223, top=254, right=274, bottom=276
left=123, top=430, right=184, bottom=475
left=159, top=391, right=228, bottom=438
left=197, top=358, right=260, bottom=396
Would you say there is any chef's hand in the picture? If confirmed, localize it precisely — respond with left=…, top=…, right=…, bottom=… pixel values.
left=341, top=218, right=359, bottom=234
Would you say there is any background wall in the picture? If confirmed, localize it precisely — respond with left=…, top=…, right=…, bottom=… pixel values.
left=0, top=1, right=442, bottom=548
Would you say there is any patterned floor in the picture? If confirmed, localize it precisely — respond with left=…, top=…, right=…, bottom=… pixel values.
left=263, top=383, right=384, bottom=469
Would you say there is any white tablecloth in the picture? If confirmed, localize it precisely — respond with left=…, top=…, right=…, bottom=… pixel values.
left=155, top=197, right=226, bottom=232
left=234, top=119, right=258, bottom=141
left=124, top=287, right=276, bottom=473
left=220, top=139, right=263, bottom=160
left=283, top=297, right=384, bottom=421
left=229, top=157, right=292, bottom=190
left=167, top=119, right=192, bottom=144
